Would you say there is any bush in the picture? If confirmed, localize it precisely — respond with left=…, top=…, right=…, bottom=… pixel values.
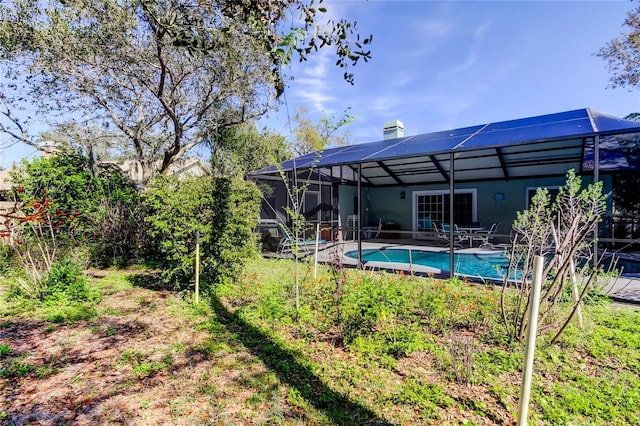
left=41, top=259, right=91, bottom=302
left=142, top=175, right=216, bottom=288
left=5, top=257, right=92, bottom=304
left=208, top=177, right=261, bottom=287
left=10, top=152, right=142, bottom=268
left=142, top=175, right=260, bottom=291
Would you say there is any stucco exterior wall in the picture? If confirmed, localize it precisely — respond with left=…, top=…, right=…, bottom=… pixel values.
left=337, top=173, right=612, bottom=238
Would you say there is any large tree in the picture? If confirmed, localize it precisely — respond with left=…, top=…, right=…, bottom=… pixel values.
left=599, top=3, right=640, bottom=89
left=291, top=106, right=354, bottom=156
left=600, top=11, right=640, bottom=221
left=0, top=0, right=371, bottom=182
left=211, top=121, right=291, bottom=177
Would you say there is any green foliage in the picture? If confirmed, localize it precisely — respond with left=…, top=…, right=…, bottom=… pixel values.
left=208, top=177, right=261, bottom=287
left=291, top=106, right=355, bottom=155
left=143, top=175, right=260, bottom=290
left=0, top=359, right=34, bottom=378
left=45, top=304, right=97, bottom=324
left=599, top=4, right=640, bottom=90
left=143, top=175, right=216, bottom=287
left=0, top=0, right=370, bottom=180
left=394, top=379, right=454, bottom=419
left=211, top=121, right=291, bottom=177
left=11, top=152, right=142, bottom=267
left=41, top=259, right=91, bottom=302
left=6, top=256, right=95, bottom=305
left=13, top=152, right=94, bottom=219
left=87, top=167, right=143, bottom=267
left=2, top=256, right=98, bottom=324
left=221, top=258, right=640, bottom=423
left=0, top=242, right=17, bottom=275
left=120, top=348, right=174, bottom=377
left=340, top=272, right=408, bottom=343
left=0, top=344, right=10, bottom=358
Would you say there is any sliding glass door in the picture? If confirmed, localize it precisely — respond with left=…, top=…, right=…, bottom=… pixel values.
left=413, top=190, right=476, bottom=236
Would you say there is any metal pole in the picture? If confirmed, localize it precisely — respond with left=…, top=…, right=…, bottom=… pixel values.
left=314, top=222, right=320, bottom=278
left=449, top=152, right=455, bottom=278
left=517, top=255, right=544, bottom=426
left=593, top=136, right=600, bottom=267
left=195, top=230, right=200, bottom=304
left=357, top=162, right=362, bottom=269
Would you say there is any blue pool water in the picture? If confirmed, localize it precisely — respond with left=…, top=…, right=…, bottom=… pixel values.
left=345, top=249, right=640, bottom=281
left=344, top=248, right=510, bottom=280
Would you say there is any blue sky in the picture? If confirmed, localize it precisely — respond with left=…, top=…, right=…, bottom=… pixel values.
left=260, top=0, right=640, bottom=146
left=2, top=1, right=639, bottom=167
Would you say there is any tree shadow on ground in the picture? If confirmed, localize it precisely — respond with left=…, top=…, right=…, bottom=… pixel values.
left=209, top=295, right=393, bottom=426
left=126, top=272, right=174, bottom=291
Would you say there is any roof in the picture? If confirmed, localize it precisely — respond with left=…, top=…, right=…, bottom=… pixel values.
left=250, top=108, right=640, bottom=186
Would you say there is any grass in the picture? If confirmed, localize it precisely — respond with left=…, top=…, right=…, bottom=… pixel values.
left=1, top=256, right=639, bottom=424
left=212, top=256, right=640, bottom=424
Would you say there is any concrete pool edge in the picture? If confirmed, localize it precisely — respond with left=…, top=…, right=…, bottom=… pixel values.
left=310, top=241, right=640, bottom=305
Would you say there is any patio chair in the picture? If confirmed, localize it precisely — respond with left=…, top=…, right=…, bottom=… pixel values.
left=433, top=222, right=447, bottom=242
left=474, top=222, right=499, bottom=247
left=440, top=223, right=470, bottom=247
left=277, top=224, right=326, bottom=256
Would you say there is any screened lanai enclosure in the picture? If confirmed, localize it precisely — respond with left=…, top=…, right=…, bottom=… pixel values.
left=249, top=108, right=640, bottom=275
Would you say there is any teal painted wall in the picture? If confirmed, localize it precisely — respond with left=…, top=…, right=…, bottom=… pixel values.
left=356, top=174, right=612, bottom=237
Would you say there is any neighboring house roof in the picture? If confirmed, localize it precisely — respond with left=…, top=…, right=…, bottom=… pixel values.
left=165, top=157, right=211, bottom=178
left=250, top=108, right=640, bottom=186
left=99, top=157, right=210, bottom=184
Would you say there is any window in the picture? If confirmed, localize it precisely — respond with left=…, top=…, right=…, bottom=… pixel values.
left=413, top=189, right=477, bottom=232
left=525, top=186, right=560, bottom=209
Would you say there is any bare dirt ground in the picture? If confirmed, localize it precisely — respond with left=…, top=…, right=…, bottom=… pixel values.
left=1, top=271, right=518, bottom=425
left=0, top=273, right=301, bottom=425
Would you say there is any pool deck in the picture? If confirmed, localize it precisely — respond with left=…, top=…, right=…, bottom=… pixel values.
left=309, top=239, right=640, bottom=306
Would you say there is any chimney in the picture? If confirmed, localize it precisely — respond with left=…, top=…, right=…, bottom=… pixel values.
left=383, top=120, right=404, bottom=140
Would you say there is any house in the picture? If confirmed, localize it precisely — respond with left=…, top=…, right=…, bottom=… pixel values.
left=249, top=108, right=640, bottom=248
left=98, top=157, right=211, bottom=187
left=0, top=168, right=15, bottom=215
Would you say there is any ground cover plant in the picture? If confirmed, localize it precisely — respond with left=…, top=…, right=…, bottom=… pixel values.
left=2, top=257, right=638, bottom=424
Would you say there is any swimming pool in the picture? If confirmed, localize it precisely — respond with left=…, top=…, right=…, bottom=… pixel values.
left=345, top=248, right=640, bottom=281
left=344, top=248, right=510, bottom=281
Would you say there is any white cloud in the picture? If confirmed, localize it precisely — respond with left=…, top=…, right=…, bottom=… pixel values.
left=288, top=48, right=337, bottom=112
left=474, top=20, right=492, bottom=39
left=414, top=19, right=454, bottom=39
left=448, top=53, right=478, bottom=74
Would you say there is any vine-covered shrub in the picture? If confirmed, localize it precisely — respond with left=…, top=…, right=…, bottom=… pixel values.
left=209, top=177, right=261, bottom=287
left=142, top=175, right=260, bottom=291
left=142, top=175, right=216, bottom=287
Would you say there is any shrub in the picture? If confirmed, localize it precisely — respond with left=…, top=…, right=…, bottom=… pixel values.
left=142, top=175, right=260, bottom=291
left=10, top=152, right=142, bottom=268
left=41, top=258, right=91, bottom=302
left=208, top=177, right=260, bottom=287
left=142, top=174, right=215, bottom=288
